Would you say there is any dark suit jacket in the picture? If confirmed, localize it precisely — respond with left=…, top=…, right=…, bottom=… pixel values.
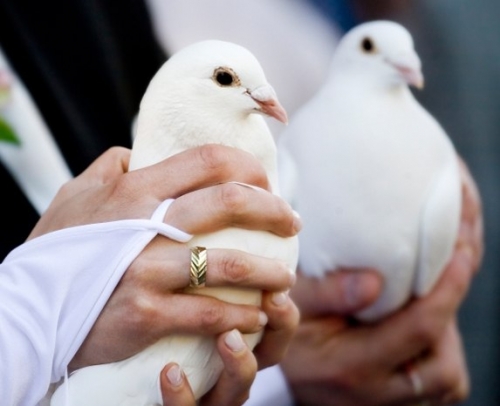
left=0, top=0, right=166, bottom=260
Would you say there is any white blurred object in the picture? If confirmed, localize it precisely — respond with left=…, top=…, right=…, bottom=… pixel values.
left=145, top=0, right=340, bottom=136
left=51, top=39, right=298, bottom=405
left=280, top=21, right=461, bottom=321
left=0, top=48, right=72, bottom=214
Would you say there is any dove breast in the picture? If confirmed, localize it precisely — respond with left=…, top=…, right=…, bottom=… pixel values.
left=279, top=21, right=461, bottom=321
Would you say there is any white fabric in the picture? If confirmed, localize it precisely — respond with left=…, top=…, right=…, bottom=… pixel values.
left=0, top=199, right=191, bottom=405
left=0, top=47, right=72, bottom=215
left=246, top=366, right=294, bottom=406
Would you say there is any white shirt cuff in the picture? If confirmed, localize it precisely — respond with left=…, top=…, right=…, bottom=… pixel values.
left=245, top=365, right=294, bottom=406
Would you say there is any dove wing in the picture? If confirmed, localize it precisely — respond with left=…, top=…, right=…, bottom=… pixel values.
left=414, top=158, right=461, bottom=295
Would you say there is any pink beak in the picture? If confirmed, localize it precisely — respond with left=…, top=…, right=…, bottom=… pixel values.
left=249, top=86, right=288, bottom=124
left=388, top=51, right=425, bottom=89
left=394, top=64, right=425, bottom=89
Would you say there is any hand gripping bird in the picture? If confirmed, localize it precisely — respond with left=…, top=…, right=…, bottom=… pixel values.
left=279, top=20, right=461, bottom=321
left=50, top=40, right=298, bottom=404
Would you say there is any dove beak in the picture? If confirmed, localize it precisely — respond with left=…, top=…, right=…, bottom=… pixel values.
left=389, top=52, right=425, bottom=89
left=249, top=86, right=288, bottom=124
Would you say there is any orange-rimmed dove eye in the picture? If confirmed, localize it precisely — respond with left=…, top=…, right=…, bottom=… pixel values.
left=213, top=67, right=240, bottom=87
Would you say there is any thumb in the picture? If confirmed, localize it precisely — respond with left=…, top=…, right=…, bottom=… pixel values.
left=159, top=363, right=196, bottom=406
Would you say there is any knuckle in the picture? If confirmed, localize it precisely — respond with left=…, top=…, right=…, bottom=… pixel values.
left=218, top=183, right=247, bottom=213
left=220, top=252, right=251, bottom=284
left=126, top=294, right=158, bottom=331
left=198, top=144, right=227, bottom=172
left=199, top=304, right=225, bottom=329
left=106, top=146, right=128, bottom=162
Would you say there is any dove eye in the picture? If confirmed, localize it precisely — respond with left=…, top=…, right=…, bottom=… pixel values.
left=213, top=67, right=240, bottom=87
left=361, top=37, right=376, bottom=54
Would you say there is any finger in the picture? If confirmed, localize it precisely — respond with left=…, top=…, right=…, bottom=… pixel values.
left=164, top=182, right=301, bottom=238
left=457, top=157, right=484, bottom=273
left=366, top=245, right=473, bottom=368
left=79, top=147, right=131, bottom=183
left=204, top=249, right=296, bottom=291
left=127, top=144, right=271, bottom=200
left=253, top=291, right=300, bottom=369
left=134, top=238, right=296, bottom=292
left=415, top=321, right=469, bottom=404
left=384, top=321, right=469, bottom=405
left=143, top=293, right=268, bottom=338
left=422, top=321, right=470, bottom=404
left=291, top=269, right=383, bottom=317
left=200, top=330, right=257, bottom=406
left=159, top=363, right=196, bottom=406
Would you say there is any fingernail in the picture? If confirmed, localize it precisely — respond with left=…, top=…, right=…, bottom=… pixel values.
left=167, top=364, right=183, bottom=387
left=292, top=210, right=302, bottom=233
left=225, top=329, right=246, bottom=352
left=258, top=311, right=268, bottom=326
left=289, top=269, right=297, bottom=286
left=272, top=291, right=288, bottom=306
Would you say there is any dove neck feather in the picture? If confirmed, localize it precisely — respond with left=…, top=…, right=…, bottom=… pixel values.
left=328, top=59, right=415, bottom=98
left=130, top=84, right=280, bottom=193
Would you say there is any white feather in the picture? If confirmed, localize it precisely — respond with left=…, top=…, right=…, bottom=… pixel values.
left=279, top=21, right=460, bottom=321
left=51, top=40, right=298, bottom=405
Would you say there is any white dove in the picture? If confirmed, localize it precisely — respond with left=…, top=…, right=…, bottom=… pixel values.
left=279, top=20, right=461, bottom=321
left=50, top=40, right=298, bottom=405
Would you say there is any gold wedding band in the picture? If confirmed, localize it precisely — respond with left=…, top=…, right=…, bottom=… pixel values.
left=189, top=246, right=207, bottom=288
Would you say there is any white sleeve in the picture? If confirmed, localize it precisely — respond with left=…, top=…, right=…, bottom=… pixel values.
left=245, top=366, right=294, bottom=406
left=0, top=200, right=190, bottom=406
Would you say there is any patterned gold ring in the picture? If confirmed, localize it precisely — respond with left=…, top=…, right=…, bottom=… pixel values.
left=189, top=246, right=207, bottom=288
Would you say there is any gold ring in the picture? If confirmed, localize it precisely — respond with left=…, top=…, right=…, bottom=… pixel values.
left=189, top=246, right=207, bottom=288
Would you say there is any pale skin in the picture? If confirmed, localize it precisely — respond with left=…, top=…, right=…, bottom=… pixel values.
left=28, top=144, right=300, bottom=405
left=281, top=158, right=483, bottom=406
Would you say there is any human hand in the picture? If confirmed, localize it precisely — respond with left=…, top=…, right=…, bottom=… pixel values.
left=281, top=158, right=483, bottom=405
left=29, top=145, right=299, bottom=237
left=160, top=330, right=260, bottom=406
left=33, top=146, right=299, bottom=377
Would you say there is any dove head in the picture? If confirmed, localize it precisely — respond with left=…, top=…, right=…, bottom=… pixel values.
left=140, top=39, right=287, bottom=127
left=331, top=20, right=424, bottom=90
left=132, top=40, right=286, bottom=178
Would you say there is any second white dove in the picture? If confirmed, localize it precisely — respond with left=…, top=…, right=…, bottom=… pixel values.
left=279, top=20, right=461, bottom=321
